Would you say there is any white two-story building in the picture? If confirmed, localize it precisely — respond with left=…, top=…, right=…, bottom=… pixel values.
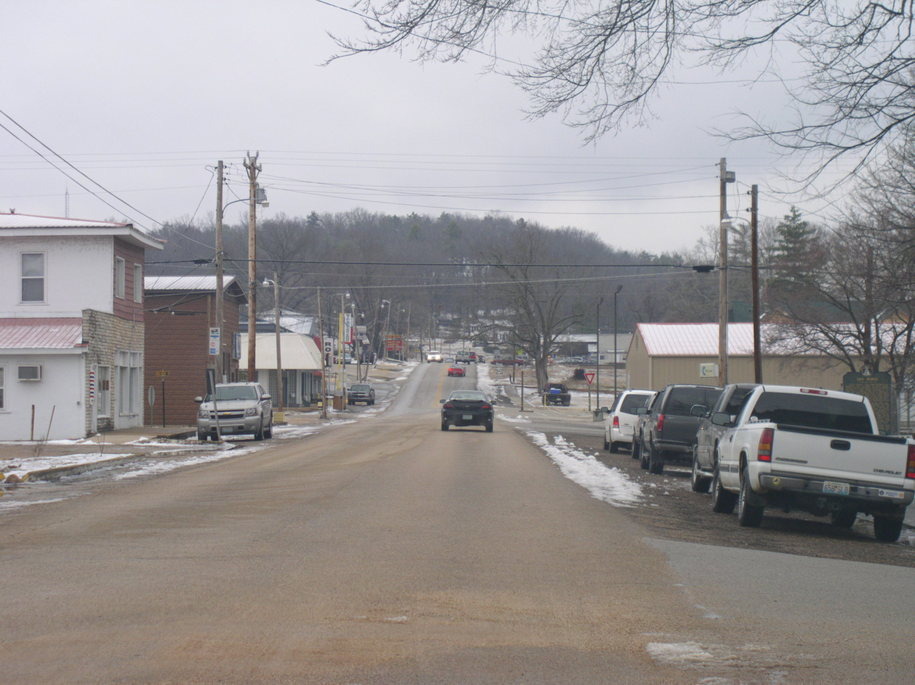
left=0, top=212, right=162, bottom=440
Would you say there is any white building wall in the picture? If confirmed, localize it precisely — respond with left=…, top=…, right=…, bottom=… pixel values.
left=0, top=236, right=113, bottom=317
left=0, top=353, right=85, bottom=440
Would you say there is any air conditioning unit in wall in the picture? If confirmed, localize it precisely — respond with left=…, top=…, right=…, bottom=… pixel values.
left=18, top=365, right=42, bottom=381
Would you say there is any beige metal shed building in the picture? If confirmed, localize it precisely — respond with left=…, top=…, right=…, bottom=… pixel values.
left=627, top=323, right=848, bottom=391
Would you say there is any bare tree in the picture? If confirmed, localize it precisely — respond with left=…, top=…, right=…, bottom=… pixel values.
left=337, top=1, right=914, bottom=176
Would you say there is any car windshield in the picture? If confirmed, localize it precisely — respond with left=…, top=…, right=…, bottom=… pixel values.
left=350, top=385, right=370, bottom=392
left=750, top=392, right=873, bottom=433
left=619, top=393, right=652, bottom=414
left=213, top=385, right=258, bottom=401
left=449, top=391, right=485, bottom=402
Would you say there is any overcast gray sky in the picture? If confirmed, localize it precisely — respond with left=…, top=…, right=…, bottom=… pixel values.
left=1, top=0, right=856, bottom=254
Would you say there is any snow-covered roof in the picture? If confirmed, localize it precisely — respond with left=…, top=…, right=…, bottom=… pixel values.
left=144, top=275, right=237, bottom=292
left=0, top=212, right=162, bottom=250
left=239, top=332, right=323, bottom=371
left=637, top=323, right=758, bottom=356
left=0, top=318, right=84, bottom=350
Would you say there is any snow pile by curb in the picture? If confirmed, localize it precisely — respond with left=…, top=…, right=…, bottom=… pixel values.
left=526, top=431, right=643, bottom=507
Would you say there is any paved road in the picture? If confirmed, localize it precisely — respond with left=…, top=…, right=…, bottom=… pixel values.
left=1, top=362, right=913, bottom=683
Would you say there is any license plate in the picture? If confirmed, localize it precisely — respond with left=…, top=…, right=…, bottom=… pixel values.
left=462, top=414, right=473, bottom=420
left=823, top=481, right=850, bottom=495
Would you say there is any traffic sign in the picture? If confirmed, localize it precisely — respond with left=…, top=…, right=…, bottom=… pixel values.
left=584, top=372, right=595, bottom=385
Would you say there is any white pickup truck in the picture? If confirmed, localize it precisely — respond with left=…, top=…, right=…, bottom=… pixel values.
left=709, top=385, right=914, bottom=542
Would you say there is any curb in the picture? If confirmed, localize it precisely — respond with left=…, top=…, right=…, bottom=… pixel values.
left=25, top=455, right=147, bottom=482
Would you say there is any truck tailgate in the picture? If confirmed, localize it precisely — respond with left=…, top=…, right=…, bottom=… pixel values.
left=771, top=424, right=910, bottom=486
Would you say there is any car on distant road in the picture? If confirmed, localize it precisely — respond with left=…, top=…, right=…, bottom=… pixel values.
left=543, top=382, right=571, bottom=406
left=440, top=390, right=494, bottom=432
left=426, top=351, right=444, bottom=362
left=604, top=390, right=655, bottom=452
left=195, top=382, right=273, bottom=441
left=447, top=366, right=465, bottom=377
left=347, top=383, right=376, bottom=405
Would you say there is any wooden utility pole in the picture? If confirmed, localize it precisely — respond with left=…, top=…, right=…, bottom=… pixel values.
left=272, top=272, right=284, bottom=414
left=245, top=152, right=260, bottom=381
left=750, top=184, right=762, bottom=383
left=718, top=158, right=733, bottom=387
left=215, top=160, right=225, bottom=383
left=317, top=287, right=328, bottom=419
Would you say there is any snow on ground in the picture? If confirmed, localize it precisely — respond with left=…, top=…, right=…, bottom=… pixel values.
left=1, top=452, right=135, bottom=479
left=526, top=431, right=643, bottom=507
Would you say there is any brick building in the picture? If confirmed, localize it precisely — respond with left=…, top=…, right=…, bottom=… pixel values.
left=0, top=212, right=162, bottom=440
left=143, top=275, right=246, bottom=426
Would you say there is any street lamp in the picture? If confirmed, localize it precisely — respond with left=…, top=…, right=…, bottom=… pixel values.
left=262, top=274, right=284, bottom=419
left=379, top=299, right=391, bottom=361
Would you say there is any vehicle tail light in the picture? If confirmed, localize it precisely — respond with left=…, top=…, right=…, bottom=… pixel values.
left=657, top=414, right=665, bottom=432
left=906, top=443, right=915, bottom=480
left=758, top=427, right=774, bottom=462
left=800, top=388, right=827, bottom=395
left=481, top=404, right=492, bottom=410
left=443, top=403, right=454, bottom=410
left=612, top=416, right=620, bottom=429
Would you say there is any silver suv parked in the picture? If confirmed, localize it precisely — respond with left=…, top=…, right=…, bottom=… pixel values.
left=195, top=382, right=273, bottom=441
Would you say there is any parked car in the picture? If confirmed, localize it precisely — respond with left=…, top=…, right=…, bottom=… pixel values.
left=709, top=384, right=914, bottom=541
left=195, top=382, right=273, bottom=441
left=447, top=366, right=465, bottom=377
left=604, top=390, right=656, bottom=452
left=691, top=383, right=758, bottom=492
left=634, top=384, right=722, bottom=474
left=440, top=390, right=494, bottom=432
left=347, top=383, right=376, bottom=405
left=543, top=382, right=571, bottom=406
left=426, top=351, right=444, bottom=362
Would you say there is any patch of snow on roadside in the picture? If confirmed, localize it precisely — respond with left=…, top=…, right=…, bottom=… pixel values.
left=646, top=641, right=714, bottom=665
left=112, top=445, right=260, bottom=480
left=499, top=414, right=531, bottom=424
left=1, top=453, right=134, bottom=478
left=526, top=431, right=642, bottom=507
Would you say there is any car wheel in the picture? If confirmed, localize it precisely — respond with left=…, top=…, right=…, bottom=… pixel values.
left=638, top=439, right=649, bottom=470
left=197, top=430, right=207, bottom=442
left=254, top=421, right=265, bottom=441
left=647, top=443, right=664, bottom=475
left=711, top=465, right=737, bottom=514
left=873, top=515, right=903, bottom=542
left=690, top=448, right=711, bottom=493
left=830, top=509, right=857, bottom=528
left=441, top=420, right=449, bottom=431
left=631, top=434, right=641, bottom=460
left=485, top=421, right=493, bottom=433
left=737, top=470, right=764, bottom=527
left=264, top=422, right=273, bottom=439
left=603, top=434, right=611, bottom=451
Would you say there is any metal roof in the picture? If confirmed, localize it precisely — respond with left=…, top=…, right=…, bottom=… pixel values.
left=637, top=323, right=756, bottom=356
left=0, top=212, right=162, bottom=250
left=144, top=275, right=237, bottom=292
left=0, top=318, right=84, bottom=350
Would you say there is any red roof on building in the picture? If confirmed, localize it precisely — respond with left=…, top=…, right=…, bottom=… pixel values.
left=0, top=318, right=84, bottom=349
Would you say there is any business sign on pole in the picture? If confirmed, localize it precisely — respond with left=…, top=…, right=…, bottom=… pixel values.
left=208, top=327, right=220, bottom=356
left=385, top=334, right=403, bottom=351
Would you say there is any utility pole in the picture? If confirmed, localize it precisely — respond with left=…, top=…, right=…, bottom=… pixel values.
left=750, top=184, right=762, bottom=383
left=215, top=160, right=225, bottom=383
left=245, top=151, right=261, bottom=382
left=595, top=297, right=604, bottom=411
left=271, top=272, right=284, bottom=417
left=317, top=287, right=328, bottom=419
left=718, top=158, right=735, bottom=387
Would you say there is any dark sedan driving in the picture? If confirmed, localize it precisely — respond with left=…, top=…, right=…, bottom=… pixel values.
left=440, top=390, right=494, bottom=432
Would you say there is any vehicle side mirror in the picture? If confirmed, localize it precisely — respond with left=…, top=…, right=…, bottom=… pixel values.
left=194, top=396, right=203, bottom=404
left=690, top=404, right=708, bottom=417
left=261, top=394, right=272, bottom=400
left=439, top=399, right=446, bottom=404
left=710, top=411, right=730, bottom=426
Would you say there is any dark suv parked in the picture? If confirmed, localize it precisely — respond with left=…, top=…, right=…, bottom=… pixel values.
left=634, top=384, right=722, bottom=474
left=691, top=383, right=758, bottom=492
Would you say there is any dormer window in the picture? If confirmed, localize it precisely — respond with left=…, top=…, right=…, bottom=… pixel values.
left=21, top=252, right=45, bottom=302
